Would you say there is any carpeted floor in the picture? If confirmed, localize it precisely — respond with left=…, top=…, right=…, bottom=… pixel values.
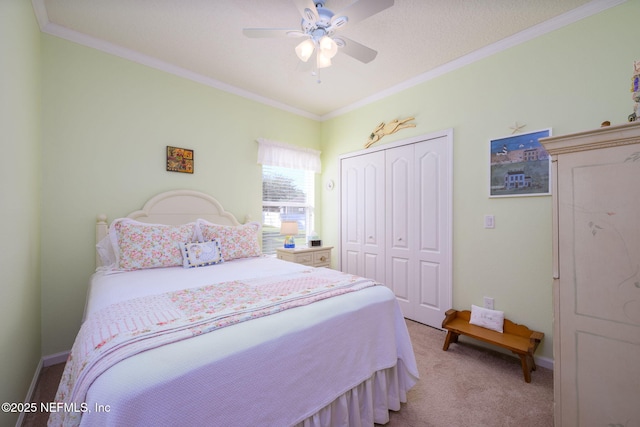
left=383, top=320, right=553, bottom=426
left=23, top=319, right=552, bottom=426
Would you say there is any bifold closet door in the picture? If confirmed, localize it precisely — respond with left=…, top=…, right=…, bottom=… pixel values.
left=386, top=138, right=451, bottom=327
left=340, top=151, right=385, bottom=283
left=340, top=132, right=452, bottom=329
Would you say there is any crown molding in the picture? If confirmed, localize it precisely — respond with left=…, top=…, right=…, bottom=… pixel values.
left=31, top=0, right=321, bottom=121
left=321, top=0, right=627, bottom=120
left=32, top=0, right=625, bottom=122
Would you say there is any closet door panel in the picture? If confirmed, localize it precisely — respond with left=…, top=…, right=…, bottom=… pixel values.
left=418, top=151, right=440, bottom=252
left=388, top=156, right=410, bottom=251
left=390, top=257, right=411, bottom=306
left=341, top=163, right=361, bottom=276
left=343, top=168, right=360, bottom=246
left=343, top=250, right=360, bottom=276
left=340, top=151, right=385, bottom=281
left=363, top=163, right=382, bottom=248
left=362, top=152, right=385, bottom=282
left=419, top=260, right=440, bottom=308
left=363, top=253, right=381, bottom=283
left=412, top=139, right=452, bottom=326
left=362, top=161, right=385, bottom=283
left=386, top=145, right=415, bottom=316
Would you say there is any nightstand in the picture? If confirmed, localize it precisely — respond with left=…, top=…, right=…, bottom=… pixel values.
left=276, top=246, right=333, bottom=268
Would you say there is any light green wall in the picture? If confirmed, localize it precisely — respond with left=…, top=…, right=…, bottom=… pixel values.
left=25, top=0, right=638, bottom=370
left=320, top=1, right=637, bottom=361
left=0, top=1, right=42, bottom=425
left=40, top=36, right=321, bottom=354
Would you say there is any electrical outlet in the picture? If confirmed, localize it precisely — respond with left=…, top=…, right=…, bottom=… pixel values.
left=483, top=297, right=494, bottom=310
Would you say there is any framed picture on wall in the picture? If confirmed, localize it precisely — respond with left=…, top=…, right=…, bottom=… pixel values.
left=489, top=129, right=551, bottom=197
left=166, top=146, right=194, bottom=174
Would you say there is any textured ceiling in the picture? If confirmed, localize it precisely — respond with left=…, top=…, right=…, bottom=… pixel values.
left=34, top=0, right=620, bottom=119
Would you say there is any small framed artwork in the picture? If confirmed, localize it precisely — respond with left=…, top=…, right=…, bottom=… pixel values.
left=166, top=146, right=194, bottom=174
left=489, top=129, right=551, bottom=197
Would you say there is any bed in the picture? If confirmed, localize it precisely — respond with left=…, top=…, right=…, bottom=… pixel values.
left=50, top=189, right=419, bottom=427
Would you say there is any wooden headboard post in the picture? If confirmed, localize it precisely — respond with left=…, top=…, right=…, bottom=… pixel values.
left=96, top=214, right=109, bottom=267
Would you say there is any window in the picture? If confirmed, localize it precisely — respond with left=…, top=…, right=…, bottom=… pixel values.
left=257, top=138, right=321, bottom=255
left=262, top=165, right=315, bottom=255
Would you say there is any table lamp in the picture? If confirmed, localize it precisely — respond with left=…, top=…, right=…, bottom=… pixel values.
left=280, top=221, right=299, bottom=249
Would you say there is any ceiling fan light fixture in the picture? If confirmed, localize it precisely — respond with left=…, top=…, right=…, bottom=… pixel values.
left=317, top=51, right=332, bottom=69
left=319, top=36, right=338, bottom=59
left=295, top=39, right=316, bottom=62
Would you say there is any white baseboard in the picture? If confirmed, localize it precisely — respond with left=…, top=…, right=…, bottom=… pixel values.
left=16, top=359, right=43, bottom=427
left=43, top=350, right=70, bottom=367
left=16, top=351, right=70, bottom=427
left=535, top=355, right=554, bottom=371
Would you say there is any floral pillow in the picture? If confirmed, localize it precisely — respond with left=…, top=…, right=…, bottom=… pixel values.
left=180, top=240, right=224, bottom=268
left=109, top=218, right=197, bottom=270
left=196, top=219, right=261, bottom=261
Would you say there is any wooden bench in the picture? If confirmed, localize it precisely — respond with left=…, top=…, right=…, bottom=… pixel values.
left=441, top=309, right=544, bottom=383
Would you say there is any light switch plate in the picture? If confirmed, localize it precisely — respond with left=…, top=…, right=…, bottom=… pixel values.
left=484, top=215, right=495, bottom=229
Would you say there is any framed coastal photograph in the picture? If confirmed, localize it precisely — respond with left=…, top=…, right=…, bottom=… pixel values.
left=489, top=129, right=551, bottom=197
left=166, top=146, right=194, bottom=174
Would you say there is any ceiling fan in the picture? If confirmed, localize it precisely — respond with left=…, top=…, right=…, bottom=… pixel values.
left=243, top=0, right=394, bottom=71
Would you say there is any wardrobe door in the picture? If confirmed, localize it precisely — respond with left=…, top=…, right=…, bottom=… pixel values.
left=340, top=151, right=385, bottom=282
left=543, top=123, right=640, bottom=427
left=555, top=143, right=640, bottom=427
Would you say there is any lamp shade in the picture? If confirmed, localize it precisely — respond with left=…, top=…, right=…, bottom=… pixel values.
left=316, top=52, right=332, bottom=69
left=280, top=221, right=299, bottom=236
left=319, top=36, right=338, bottom=59
left=295, top=39, right=315, bottom=62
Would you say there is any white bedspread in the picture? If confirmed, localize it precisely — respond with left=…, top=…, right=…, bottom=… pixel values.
left=58, top=257, right=418, bottom=426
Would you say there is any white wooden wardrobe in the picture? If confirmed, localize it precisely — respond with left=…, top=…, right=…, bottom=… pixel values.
left=340, top=130, right=453, bottom=328
left=541, top=122, right=640, bottom=427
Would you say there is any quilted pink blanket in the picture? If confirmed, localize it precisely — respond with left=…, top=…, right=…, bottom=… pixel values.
left=49, top=267, right=376, bottom=427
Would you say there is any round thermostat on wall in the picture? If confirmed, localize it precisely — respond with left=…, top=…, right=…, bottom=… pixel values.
left=325, top=179, right=334, bottom=190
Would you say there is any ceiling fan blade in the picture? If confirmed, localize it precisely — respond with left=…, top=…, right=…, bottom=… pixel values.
left=335, top=0, right=394, bottom=26
left=335, top=36, right=378, bottom=64
left=293, top=0, right=319, bottom=22
left=243, top=28, right=304, bottom=38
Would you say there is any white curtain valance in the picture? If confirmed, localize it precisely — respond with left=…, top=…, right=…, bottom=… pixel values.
left=257, top=138, right=321, bottom=173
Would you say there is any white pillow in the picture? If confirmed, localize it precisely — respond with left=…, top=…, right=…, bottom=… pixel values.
left=469, top=304, right=505, bottom=333
left=96, top=235, right=116, bottom=268
left=180, top=240, right=224, bottom=268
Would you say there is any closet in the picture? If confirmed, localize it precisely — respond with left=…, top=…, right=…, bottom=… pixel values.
left=541, top=122, right=640, bottom=426
left=340, top=130, right=452, bottom=328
